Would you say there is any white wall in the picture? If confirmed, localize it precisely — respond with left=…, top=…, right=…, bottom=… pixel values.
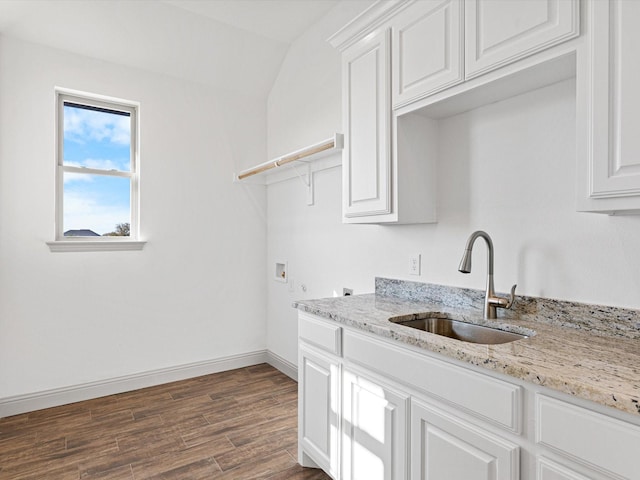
left=0, top=36, right=267, bottom=400
left=266, top=7, right=640, bottom=367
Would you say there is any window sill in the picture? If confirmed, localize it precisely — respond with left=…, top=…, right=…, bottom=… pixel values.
left=47, top=240, right=147, bottom=252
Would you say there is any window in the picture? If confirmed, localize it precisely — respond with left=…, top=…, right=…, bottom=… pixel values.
left=51, top=90, right=143, bottom=251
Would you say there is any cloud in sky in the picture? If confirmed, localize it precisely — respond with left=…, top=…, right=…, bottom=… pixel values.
left=64, top=106, right=130, bottom=146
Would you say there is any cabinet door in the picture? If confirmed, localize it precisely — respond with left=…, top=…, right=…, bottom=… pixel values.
left=342, top=369, right=408, bottom=480
left=411, top=399, right=519, bottom=480
left=342, top=28, right=391, bottom=220
left=465, top=0, right=579, bottom=79
left=577, top=0, right=640, bottom=212
left=298, top=344, right=340, bottom=478
left=391, top=0, right=463, bottom=107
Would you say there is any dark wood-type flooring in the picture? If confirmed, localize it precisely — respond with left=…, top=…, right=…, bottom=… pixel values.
left=0, top=364, right=331, bottom=479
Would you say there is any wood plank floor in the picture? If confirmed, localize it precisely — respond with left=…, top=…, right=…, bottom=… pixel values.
left=0, top=364, right=331, bottom=479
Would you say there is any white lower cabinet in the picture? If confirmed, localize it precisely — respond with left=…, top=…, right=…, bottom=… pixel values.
left=411, top=399, right=519, bottom=480
left=298, top=344, right=340, bottom=478
left=298, top=313, right=640, bottom=480
left=342, top=368, right=409, bottom=480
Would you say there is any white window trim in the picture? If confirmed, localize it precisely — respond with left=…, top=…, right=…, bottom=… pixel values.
left=46, top=240, right=146, bottom=252
left=48, top=88, right=145, bottom=252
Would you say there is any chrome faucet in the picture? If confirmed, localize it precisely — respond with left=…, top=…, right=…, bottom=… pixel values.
left=458, top=231, right=516, bottom=319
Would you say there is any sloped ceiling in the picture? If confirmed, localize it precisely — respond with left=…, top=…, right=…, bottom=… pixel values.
left=0, top=0, right=339, bottom=98
left=162, top=0, right=340, bottom=44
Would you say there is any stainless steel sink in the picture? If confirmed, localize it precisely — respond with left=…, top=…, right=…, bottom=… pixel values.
left=389, top=313, right=528, bottom=345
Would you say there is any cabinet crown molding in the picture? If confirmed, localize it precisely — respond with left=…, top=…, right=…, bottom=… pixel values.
left=327, top=0, right=411, bottom=51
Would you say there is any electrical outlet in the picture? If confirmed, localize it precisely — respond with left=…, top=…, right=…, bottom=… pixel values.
left=409, top=254, right=421, bottom=276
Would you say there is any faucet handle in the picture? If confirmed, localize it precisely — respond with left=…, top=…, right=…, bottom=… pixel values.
left=488, top=284, right=517, bottom=312
left=504, top=284, right=517, bottom=310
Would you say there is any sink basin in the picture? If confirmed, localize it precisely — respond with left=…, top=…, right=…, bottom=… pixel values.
left=389, top=313, right=528, bottom=345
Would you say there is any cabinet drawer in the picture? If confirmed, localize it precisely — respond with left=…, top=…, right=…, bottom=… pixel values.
left=299, top=313, right=342, bottom=356
left=536, top=395, right=640, bottom=479
left=343, top=330, right=521, bottom=432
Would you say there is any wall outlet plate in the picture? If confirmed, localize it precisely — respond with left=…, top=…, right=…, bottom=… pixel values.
left=409, top=254, right=421, bottom=276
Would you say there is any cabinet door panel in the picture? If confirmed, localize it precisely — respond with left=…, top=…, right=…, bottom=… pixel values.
left=537, top=457, right=591, bottom=480
left=425, top=427, right=495, bottom=479
left=343, top=369, right=408, bottom=480
left=465, top=0, right=579, bottom=78
left=392, top=0, right=463, bottom=106
left=298, top=345, right=340, bottom=477
left=411, top=399, right=519, bottom=480
left=343, top=29, right=391, bottom=219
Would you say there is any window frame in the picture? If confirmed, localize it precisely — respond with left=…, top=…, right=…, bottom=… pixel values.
left=49, top=89, right=144, bottom=252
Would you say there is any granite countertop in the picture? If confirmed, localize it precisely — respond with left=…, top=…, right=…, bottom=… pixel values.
left=293, top=278, right=640, bottom=417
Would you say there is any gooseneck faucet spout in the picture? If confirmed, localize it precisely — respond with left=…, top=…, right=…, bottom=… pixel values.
left=458, top=231, right=516, bottom=320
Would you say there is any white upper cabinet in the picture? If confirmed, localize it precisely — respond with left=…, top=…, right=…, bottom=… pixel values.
left=330, top=0, right=581, bottom=224
left=391, top=0, right=464, bottom=107
left=577, top=0, right=640, bottom=213
left=340, top=26, right=436, bottom=224
left=465, top=0, right=580, bottom=79
left=342, top=29, right=392, bottom=220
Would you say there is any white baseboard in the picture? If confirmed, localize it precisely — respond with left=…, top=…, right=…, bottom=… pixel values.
left=0, top=350, right=269, bottom=418
left=266, top=350, right=298, bottom=381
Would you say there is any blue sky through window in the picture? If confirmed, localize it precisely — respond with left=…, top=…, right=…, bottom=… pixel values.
left=63, top=104, right=132, bottom=236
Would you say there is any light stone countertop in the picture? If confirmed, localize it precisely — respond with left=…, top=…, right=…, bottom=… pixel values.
left=293, top=278, right=640, bottom=417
